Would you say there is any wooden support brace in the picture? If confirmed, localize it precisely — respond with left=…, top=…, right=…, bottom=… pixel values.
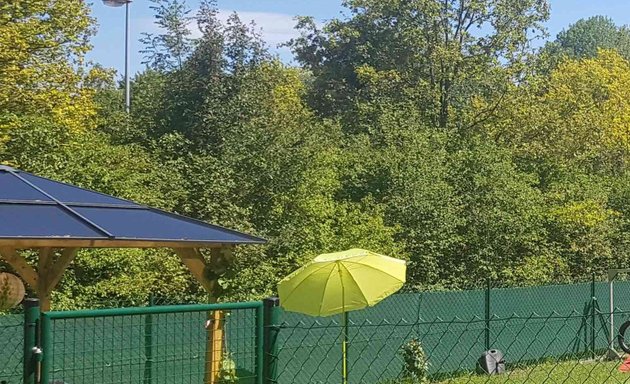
left=209, top=310, right=224, bottom=382
left=0, top=247, right=79, bottom=312
left=38, top=248, right=54, bottom=273
left=42, top=248, right=78, bottom=295
left=0, top=247, right=38, bottom=289
left=37, top=248, right=78, bottom=312
left=174, top=248, right=218, bottom=295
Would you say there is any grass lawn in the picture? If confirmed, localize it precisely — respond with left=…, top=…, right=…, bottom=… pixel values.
left=433, top=359, right=630, bottom=383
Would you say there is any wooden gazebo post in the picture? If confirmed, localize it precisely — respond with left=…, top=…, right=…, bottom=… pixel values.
left=175, top=247, right=233, bottom=384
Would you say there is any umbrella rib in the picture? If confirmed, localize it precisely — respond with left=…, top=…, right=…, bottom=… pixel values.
left=281, top=262, right=332, bottom=305
left=339, top=263, right=369, bottom=306
left=318, top=264, right=340, bottom=316
left=342, top=260, right=405, bottom=282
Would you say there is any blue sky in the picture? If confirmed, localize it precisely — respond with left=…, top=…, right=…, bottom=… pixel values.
left=88, top=0, right=630, bottom=76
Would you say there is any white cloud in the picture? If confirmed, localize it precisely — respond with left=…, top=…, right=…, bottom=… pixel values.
left=136, top=9, right=303, bottom=61
left=216, top=10, right=299, bottom=48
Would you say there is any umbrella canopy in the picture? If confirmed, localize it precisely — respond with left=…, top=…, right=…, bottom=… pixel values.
left=278, top=248, right=406, bottom=384
left=278, top=248, right=406, bottom=317
left=0, top=165, right=265, bottom=248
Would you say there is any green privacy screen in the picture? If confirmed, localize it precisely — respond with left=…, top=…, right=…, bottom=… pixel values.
left=274, top=281, right=630, bottom=384
left=6, top=280, right=630, bottom=384
left=0, top=313, right=23, bottom=383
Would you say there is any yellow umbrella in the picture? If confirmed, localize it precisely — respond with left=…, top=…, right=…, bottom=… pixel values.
left=278, top=248, right=406, bottom=384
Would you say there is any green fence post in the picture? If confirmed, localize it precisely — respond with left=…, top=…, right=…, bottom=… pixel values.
left=485, top=279, right=491, bottom=351
left=23, top=298, right=39, bottom=384
left=256, top=302, right=265, bottom=384
left=144, top=294, right=155, bottom=384
left=40, top=311, right=52, bottom=384
left=263, top=297, right=280, bottom=384
left=591, top=273, right=596, bottom=358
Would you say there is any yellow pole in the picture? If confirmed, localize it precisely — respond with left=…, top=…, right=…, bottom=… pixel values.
left=342, top=311, right=348, bottom=384
left=204, top=310, right=224, bottom=384
left=337, top=262, right=348, bottom=384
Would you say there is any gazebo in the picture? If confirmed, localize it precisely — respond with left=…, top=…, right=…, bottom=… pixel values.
left=0, top=164, right=266, bottom=382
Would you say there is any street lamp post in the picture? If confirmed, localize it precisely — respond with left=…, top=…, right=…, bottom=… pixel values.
left=103, top=0, right=132, bottom=113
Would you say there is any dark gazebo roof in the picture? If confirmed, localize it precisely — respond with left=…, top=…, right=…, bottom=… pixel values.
left=0, top=165, right=265, bottom=248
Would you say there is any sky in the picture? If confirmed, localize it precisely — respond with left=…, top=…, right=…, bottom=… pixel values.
left=88, top=0, right=630, bottom=76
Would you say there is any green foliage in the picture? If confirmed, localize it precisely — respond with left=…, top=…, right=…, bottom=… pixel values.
left=140, top=0, right=195, bottom=71
left=492, top=50, right=630, bottom=180
left=0, top=0, right=99, bottom=134
left=6, top=0, right=630, bottom=308
left=545, top=16, right=630, bottom=61
left=218, top=352, right=239, bottom=383
left=401, top=338, right=429, bottom=384
left=336, top=101, right=459, bottom=287
left=446, top=139, right=548, bottom=287
left=52, top=248, right=200, bottom=310
left=290, top=0, right=549, bottom=129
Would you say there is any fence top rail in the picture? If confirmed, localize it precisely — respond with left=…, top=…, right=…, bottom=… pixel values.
left=42, top=300, right=263, bottom=319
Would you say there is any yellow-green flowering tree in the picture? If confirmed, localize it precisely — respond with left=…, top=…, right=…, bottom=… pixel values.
left=494, top=49, right=630, bottom=174
left=0, top=0, right=98, bottom=150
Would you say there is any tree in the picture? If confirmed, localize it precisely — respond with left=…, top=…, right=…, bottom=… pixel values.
left=545, top=175, right=620, bottom=279
left=290, top=0, right=549, bottom=129
left=0, top=0, right=98, bottom=135
left=492, top=49, right=630, bottom=176
left=326, top=95, right=460, bottom=287
left=485, top=49, right=630, bottom=281
left=447, top=139, right=551, bottom=287
left=186, top=62, right=403, bottom=300
left=140, top=0, right=195, bottom=71
left=544, top=16, right=630, bottom=61
left=138, top=20, right=405, bottom=297
left=138, top=1, right=269, bottom=148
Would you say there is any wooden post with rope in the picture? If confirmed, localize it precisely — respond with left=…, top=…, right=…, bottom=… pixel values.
left=175, top=247, right=232, bottom=384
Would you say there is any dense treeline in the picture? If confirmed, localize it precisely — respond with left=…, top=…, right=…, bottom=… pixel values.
left=1, top=0, right=630, bottom=307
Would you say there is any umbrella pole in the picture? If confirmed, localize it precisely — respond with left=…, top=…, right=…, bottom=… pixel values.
left=337, top=261, right=349, bottom=384
left=342, top=310, right=348, bottom=384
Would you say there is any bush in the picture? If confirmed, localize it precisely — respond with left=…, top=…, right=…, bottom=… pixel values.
left=218, top=352, right=238, bottom=383
left=401, top=338, right=429, bottom=383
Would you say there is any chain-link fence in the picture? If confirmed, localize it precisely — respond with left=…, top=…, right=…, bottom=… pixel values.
left=40, top=302, right=264, bottom=384
left=6, top=278, right=630, bottom=383
left=270, top=279, right=630, bottom=384
left=0, top=311, right=23, bottom=383
left=0, top=294, right=210, bottom=383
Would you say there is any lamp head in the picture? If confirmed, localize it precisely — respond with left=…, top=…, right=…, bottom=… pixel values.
left=102, top=0, right=131, bottom=7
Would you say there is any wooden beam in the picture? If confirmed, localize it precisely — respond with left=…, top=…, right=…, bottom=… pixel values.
left=0, top=238, right=262, bottom=249
left=0, top=247, right=38, bottom=289
left=37, top=247, right=54, bottom=299
left=174, top=248, right=217, bottom=294
left=43, top=248, right=77, bottom=295
left=38, top=248, right=54, bottom=272
left=209, top=310, right=224, bottom=382
left=37, top=248, right=78, bottom=312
